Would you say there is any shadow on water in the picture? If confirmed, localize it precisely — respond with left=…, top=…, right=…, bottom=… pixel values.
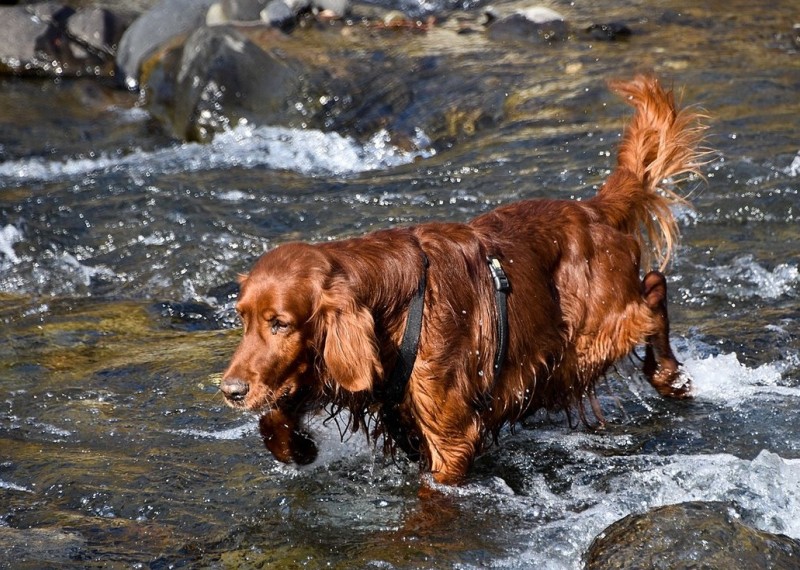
left=2, top=0, right=800, bottom=567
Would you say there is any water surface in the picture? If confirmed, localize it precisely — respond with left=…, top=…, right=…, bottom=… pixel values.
left=1, top=0, right=799, bottom=567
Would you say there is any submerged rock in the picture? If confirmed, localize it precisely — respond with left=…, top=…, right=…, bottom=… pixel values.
left=0, top=526, right=86, bottom=565
left=486, top=6, right=569, bottom=44
left=584, top=501, right=800, bottom=570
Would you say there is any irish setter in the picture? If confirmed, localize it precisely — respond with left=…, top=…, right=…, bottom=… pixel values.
left=220, top=75, right=705, bottom=485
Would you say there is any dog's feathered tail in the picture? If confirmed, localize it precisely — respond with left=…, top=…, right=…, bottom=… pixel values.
left=591, top=75, right=708, bottom=270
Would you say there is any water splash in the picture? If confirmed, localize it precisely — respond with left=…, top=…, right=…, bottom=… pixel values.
left=172, top=420, right=257, bottom=441
left=0, top=480, right=32, bottom=493
left=682, top=351, right=798, bottom=404
left=693, top=255, right=799, bottom=301
left=784, top=151, right=800, bottom=177
left=0, top=224, right=22, bottom=265
left=443, top=448, right=800, bottom=570
left=0, top=125, right=433, bottom=183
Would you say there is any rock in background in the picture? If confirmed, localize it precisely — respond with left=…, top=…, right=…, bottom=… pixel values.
left=0, top=0, right=634, bottom=148
left=0, top=2, right=133, bottom=77
left=115, top=0, right=216, bottom=89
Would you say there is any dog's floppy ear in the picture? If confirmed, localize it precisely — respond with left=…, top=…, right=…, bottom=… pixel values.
left=317, top=286, right=382, bottom=393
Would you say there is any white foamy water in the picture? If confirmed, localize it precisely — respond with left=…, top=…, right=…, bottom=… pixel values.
left=0, top=224, right=22, bottom=265
left=0, top=479, right=32, bottom=493
left=784, top=150, right=800, bottom=177
left=0, top=124, right=433, bottom=182
left=694, top=254, right=799, bottom=301
left=172, top=419, right=258, bottom=441
left=53, top=252, right=118, bottom=287
left=683, top=350, right=799, bottom=404
left=450, top=449, right=800, bottom=570
left=451, top=345, right=800, bottom=569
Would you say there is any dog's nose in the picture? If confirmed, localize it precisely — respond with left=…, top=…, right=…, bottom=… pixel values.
left=220, top=378, right=249, bottom=402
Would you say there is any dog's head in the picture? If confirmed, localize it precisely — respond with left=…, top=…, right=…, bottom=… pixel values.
left=220, top=242, right=383, bottom=412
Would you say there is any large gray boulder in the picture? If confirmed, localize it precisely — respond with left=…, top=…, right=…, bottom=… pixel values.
left=139, top=23, right=420, bottom=143
left=115, top=0, right=216, bottom=89
left=144, top=25, right=304, bottom=141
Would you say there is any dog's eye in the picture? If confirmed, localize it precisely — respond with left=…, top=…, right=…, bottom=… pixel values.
left=270, top=319, right=289, bottom=335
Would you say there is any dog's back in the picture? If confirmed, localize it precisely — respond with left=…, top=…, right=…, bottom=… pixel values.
left=470, top=75, right=703, bottom=437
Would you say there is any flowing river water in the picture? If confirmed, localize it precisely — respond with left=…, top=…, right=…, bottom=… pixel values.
left=1, top=0, right=799, bottom=567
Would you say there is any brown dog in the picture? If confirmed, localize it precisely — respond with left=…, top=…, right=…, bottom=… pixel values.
left=220, top=75, right=705, bottom=485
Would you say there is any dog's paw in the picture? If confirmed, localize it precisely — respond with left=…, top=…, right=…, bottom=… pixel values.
left=289, top=428, right=318, bottom=465
left=651, top=365, right=694, bottom=399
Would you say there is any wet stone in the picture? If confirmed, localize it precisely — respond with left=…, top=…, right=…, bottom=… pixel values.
left=66, top=7, right=132, bottom=59
left=582, top=22, right=632, bottom=41
left=142, top=25, right=306, bottom=142
left=486, top=7, right=569, bottom=44
left=260, top=0, right=297, bottom=30
left=584, top=501, right=800, bottom=570
left=0, top=526, right=86, bottom=565
left=115, top=0, right=217, bottom=89
left=0, top=3, right=70, bottom=73
left=0, top=3, right=124, bottom=77
left=219, top=0, right=270, bottom=22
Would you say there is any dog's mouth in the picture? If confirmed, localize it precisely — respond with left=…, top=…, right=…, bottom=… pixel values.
left=220, top=378, right=302, bottom=413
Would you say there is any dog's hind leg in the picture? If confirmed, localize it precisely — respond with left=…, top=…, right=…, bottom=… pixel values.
left=641, top=271, right=693, bottom=399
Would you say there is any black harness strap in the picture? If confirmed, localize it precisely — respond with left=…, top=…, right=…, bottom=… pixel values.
left=381, top=252, right=428, bottom=459
left=487, top=256, right=510, bottom=381
left=381, top=253, right=510, bottom=453
left=384, top=253, right=428, bottom=405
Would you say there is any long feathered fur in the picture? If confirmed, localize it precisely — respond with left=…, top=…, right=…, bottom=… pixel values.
left=592, top=75, right=708, bottom=270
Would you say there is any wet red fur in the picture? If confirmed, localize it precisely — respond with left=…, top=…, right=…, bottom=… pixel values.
left=221, top=75, right=706, bottom=485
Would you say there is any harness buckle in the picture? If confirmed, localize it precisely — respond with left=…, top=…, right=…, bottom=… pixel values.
left=488, top=256, right=510, bottom=292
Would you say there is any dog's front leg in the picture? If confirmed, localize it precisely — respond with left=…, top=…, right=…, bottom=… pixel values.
left=258, top=408, right=318, bottom=465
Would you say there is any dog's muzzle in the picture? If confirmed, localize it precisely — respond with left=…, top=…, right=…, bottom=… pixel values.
left=220, top=377, right=249, bottom=403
